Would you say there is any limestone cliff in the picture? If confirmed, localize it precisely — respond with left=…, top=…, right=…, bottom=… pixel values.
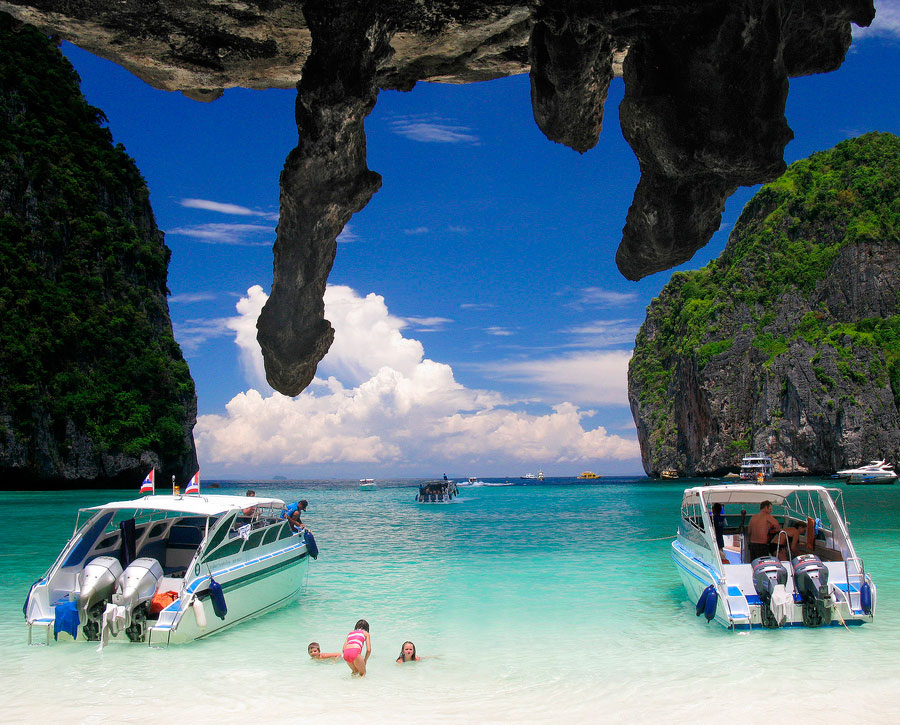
left=0, top=1, right=876, bottom=397
left=0, top=16, right=198, bottom=488
left=629, top=133, right=900, bottom=477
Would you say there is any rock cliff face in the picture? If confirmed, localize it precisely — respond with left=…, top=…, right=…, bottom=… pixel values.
left=629, top=133, right=900, bottom=477
left=0, top=16, right=198, bottom=488
left=0, top=1, right=875, bottom=396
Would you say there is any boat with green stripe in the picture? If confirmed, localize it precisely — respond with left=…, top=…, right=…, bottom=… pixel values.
left=24, top=494, right=315, bottom=646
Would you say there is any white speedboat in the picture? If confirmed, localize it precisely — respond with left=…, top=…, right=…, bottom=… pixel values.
left=739, top=452, right=774, bottom=481
left=672, top=484, right=875, bottom=630
left=836, top=460, right=897, bottom=484
left=359, top=478, right=376, bottom=491
left=24, top=494, right=315, bottom=646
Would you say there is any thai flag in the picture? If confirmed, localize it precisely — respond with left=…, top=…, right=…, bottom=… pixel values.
left=140, top=469, right=154, bottom=494
left=186, top=470, right=200, bottom=494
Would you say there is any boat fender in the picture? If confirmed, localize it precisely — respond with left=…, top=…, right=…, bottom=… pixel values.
left=860, top=581, right=873, bottom=615
left=304, top=530, right=319, bottom=560
left=192, top=595, right=207, bottom=629
left=695, top=585, right=711, bottom=617
left=703, top=587, right=718, bottom=622
left=208, top=576, right=227, bottom=620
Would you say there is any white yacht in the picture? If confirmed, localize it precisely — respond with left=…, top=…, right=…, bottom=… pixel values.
left=672, top=484, right=875, bottom=629
left=836, top=460, right=897, bottom=484
left=520, top=473, right=537, bottom=480
left=24, top=494, right=315, bottom=646
left=740, top=452, right=774, bottom=481
left=359, top=478, right=376, bottom=491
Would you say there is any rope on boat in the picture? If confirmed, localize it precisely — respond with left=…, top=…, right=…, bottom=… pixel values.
left=631, top=535, right=677, bottom=542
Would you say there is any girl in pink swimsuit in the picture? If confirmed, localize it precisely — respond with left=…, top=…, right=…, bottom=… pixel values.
left=341, top=619, right=371, bottom=676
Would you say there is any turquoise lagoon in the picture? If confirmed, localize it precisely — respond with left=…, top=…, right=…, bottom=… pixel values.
left=3, top=478, right=900, bottom=723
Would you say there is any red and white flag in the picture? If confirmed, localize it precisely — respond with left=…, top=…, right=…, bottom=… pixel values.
left=140, top=469, right=155, bottom=494
left=186, top=470, right=200, bottom=494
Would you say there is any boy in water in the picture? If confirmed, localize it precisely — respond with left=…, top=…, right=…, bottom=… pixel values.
left=308, top=642, right=340, bottom=660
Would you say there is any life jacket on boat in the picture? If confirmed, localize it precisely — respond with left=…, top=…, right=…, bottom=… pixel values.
left=150, top=590, right=179, bottom=616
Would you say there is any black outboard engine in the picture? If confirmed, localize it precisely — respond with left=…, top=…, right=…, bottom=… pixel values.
left=792, top=554, right=832, bottom=627
left=751, top=557, right=790, bottom=628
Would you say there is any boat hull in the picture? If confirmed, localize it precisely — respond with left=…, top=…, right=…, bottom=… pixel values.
left=149, top=539, right=310, bottom=645
left=672, top=540, right=874, bottom=630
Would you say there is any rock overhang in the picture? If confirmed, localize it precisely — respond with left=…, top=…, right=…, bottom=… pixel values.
left=0, top=0, right=876, bottom=396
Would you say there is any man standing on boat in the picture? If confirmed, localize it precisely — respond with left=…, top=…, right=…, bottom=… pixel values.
left=283, top=499, right=308, bottom=532
left=747, top=500, right=781, bottom=561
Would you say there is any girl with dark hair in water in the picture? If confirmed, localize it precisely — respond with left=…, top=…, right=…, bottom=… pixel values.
left=396, top=640, right=420, bottom=663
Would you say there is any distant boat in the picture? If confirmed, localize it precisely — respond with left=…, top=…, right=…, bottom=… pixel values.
left=577, top=471, right=601, bottom=479
left=537, top=470, right=544, bottom=481
left=416, top=480, right=460, bottom=503
left=359, top=478, right=376, bottom=491
left=660, top=469, right=679, bottom=480
left=459, top=476, right=482, bottom=486
left=521, top=473, right=537, bottom=480
left=836, top=460, right=897, bottom=485
left=740, top=452, right=774, bottom=482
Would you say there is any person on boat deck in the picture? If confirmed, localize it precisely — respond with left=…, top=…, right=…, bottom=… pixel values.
left=711, top=503, right=726, bottom=548
left=711, top=503, right=729, bottom=564
left=771, top=521, right=807, bottom=560
left=342, top=619, right=372, bottom=677
left=283, top=500, right=308, bottom=532
left=748, top=500, right=782, bottom=561
left=308, top=642, right=340, bottom=660
left=242, top=489, right=257, bottom=517
left=396, top=641, right=421, bottom=663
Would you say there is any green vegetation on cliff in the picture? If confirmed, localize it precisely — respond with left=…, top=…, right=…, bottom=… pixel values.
left=0, top=16, right=196, bottom=465
left=630, top=132, right=900, bottom=473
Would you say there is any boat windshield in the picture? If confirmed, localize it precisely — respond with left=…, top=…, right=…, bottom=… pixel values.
left=690, top=486, right=853, bottom=560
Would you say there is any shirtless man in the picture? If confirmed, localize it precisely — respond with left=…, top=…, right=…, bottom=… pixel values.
left=748, top=500, right=781, bottom=561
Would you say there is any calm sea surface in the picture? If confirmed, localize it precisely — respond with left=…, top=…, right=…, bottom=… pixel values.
left=3, top=477, right=900, bottom=723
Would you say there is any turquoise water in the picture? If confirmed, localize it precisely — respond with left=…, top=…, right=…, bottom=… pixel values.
left=3, top=478, right=900, bottom=723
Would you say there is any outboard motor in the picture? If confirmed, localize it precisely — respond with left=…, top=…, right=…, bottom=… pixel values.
left=792, top=554, right=832, bottom=627
left=110, top=557, right=163, bottom=642
left=751, top=556, right=791, bottom=628
left=78, top=556, right=123, bottom=641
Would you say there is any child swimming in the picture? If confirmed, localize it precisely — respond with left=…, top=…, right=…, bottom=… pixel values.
left=308, top=642, right=340, bottom=660
left=396, top=640, right=421, bottom=663
left=341, top=619, right=371, bottom=676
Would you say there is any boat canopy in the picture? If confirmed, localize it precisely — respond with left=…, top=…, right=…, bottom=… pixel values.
left=681, top=484, right=837, bottom=506
left=84, top=494, right=285, bottom=516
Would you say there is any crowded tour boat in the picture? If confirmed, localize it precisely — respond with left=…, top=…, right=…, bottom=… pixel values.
left=416, top=480, right=460, bottom=503
left=672, top=483, right=875, bottom=630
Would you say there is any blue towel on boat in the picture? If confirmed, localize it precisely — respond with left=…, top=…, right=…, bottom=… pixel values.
left=54, top=600, right=80, bottom=641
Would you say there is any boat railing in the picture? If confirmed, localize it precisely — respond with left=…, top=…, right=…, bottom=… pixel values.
left=772, top=530, right=792, bottom=563
left=843, top=556, right=865, bottom=603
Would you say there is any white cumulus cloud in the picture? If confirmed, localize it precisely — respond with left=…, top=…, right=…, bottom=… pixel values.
left=478, top=351, right=633, bottom=407
left=195, top=286, right=639, bottom=471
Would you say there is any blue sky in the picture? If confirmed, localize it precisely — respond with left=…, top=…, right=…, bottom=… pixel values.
left=60, top=5, right=900, bottom=479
